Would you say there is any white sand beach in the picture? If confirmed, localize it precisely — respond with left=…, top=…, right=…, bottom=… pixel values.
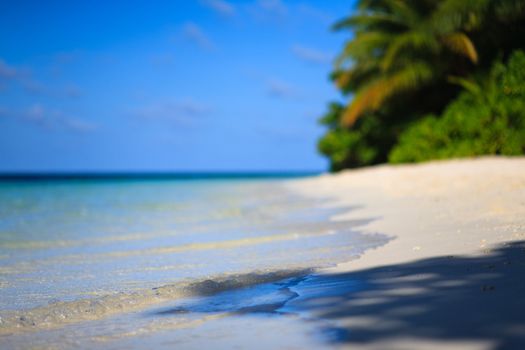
left=290, top=156, right=525, bottom=271
left=286, top=156, right=525, bottom=349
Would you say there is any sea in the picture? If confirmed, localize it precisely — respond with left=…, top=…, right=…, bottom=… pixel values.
left=0, top=173, right=389, bottom=349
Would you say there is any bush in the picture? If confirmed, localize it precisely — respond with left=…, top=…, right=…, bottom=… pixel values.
left=389, top=50, right=525, bottom=163
left=318, top=103, right=401, bottom=170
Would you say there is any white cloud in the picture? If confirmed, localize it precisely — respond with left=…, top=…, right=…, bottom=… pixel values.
left=292, top=44, right=332, bottom=64
left=54, top=50, right=81, bottom=65
left=257, top=0, right=287, bottom=16
left=201, top=0, right=236, bottom=17
left=1, top=104, right=97, bottom=132
left=266, top=78, right=297, bottom=98
left=25, top=104, right=46, bottom=123
left=64, top=84, right=82, bottom=98
left=61, top=117, right=97, bottom=132
left=131, top=99, right=210, bottom=127
left=20, top=79, right=47, bottom=95
left=175, top=99, right=210, bottom=116
left=181, top=22, right=215, bottom=51
left=0, top=57, right=80, bottom=98
left=0, top=59, right=17, bottom=79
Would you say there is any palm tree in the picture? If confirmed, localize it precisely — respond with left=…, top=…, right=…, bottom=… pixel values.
left=334, top=0, right=482, bottom=127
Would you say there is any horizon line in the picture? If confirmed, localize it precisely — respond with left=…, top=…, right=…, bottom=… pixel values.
left=0, top=170, right=322, bottom=181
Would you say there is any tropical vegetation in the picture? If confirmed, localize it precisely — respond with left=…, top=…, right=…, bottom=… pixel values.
left=318, top=0, right=525, bottom=171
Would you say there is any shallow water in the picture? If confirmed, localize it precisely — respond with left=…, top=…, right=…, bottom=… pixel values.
left=0, top=177, right=388, bottom=347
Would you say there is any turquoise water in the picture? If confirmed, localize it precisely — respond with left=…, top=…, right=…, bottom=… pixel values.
left=0, top=176, right=388, bottom=342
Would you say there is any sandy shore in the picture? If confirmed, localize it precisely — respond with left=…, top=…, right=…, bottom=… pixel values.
left=286, top=156, right=525, bottom=350
left=290, top=156, right=525, bottom=271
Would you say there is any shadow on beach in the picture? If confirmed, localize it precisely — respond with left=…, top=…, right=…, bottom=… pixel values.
left=285, top=240, right=525, bottom=349
left=156, top=241, right=525, bottom=349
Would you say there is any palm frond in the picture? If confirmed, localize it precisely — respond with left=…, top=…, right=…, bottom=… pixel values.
left=341, top=63, right=434, bottom=126
left=493, top=0, right=525, bottom=20
left=381, top=29, right=439, bottom=70
left=334, top=12, right=406, bottom=32
left=382, top=0, right=422, bottom=27
left=334, top=59, right=382, bottom=90
left=431, top=0, right=490, bottom=33
left=441, top=32, right=478, bottom=63
left=335, top=32, right=392, bottom=68
left=447, top=75, right=482, bottom=95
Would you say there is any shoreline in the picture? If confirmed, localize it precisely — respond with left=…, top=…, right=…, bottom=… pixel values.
left=284, top=156, right=525, bottom=349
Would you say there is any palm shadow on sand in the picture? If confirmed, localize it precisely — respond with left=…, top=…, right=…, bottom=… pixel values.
left=155, top=240, right=525, bottom=349
left=285, top=240, right=525, bottom=349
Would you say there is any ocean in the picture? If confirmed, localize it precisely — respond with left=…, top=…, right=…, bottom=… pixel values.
left=0, top=174, right=388, bottom=348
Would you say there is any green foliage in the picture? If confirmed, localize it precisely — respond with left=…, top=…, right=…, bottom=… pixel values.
left=319, top=0, right=525, bottom=171
left=318, top=102, right=409, bottom=170
left=333, top=0, right=484, bottom=127
left=389, top=51, right=525, bottom=163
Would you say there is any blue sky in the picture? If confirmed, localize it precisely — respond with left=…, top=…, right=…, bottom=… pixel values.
left=0, top=0, right=353, bottom=172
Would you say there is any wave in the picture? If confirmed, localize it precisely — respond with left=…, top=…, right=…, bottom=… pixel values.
left=0, top=268, right=312, bottom=335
